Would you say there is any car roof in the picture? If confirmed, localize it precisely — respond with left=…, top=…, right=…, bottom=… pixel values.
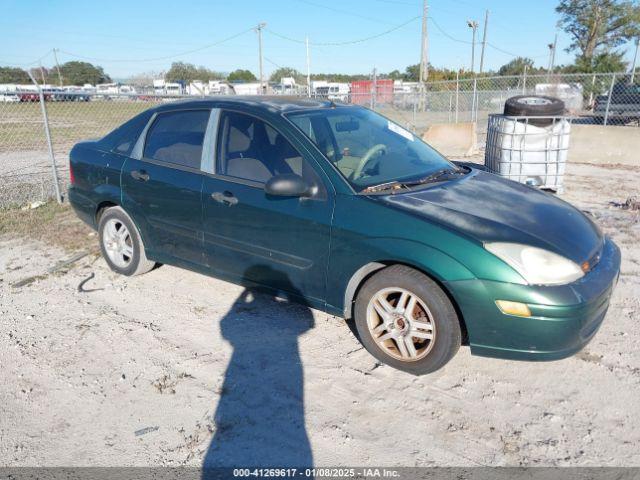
left=152, top=95, right=356, bottom=114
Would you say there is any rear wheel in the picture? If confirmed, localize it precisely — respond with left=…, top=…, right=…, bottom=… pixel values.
left=354, top=265, right=461, bottom=375
left=98, top=206, right=155, bottom=276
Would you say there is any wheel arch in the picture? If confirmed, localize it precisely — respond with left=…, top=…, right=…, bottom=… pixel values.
left=96, top=200, right=119, bottom=223
left=94, top=201, right=153, bottom=256
left=343, top=260, right=469, bottom=345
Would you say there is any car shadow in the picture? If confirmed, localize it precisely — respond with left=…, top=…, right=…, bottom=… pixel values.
left=202, top=265, right=314, bottom=475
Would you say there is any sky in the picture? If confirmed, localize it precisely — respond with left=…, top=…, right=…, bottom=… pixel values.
left=1, top=0, right=638, bottom=80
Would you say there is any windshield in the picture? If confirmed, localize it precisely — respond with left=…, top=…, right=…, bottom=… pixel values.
left=286, top=107, right=453, bottom=191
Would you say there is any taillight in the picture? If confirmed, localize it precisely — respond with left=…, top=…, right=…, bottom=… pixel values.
left=69, top=162, right=76, bottom=185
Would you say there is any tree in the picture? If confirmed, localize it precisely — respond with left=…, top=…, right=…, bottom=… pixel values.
left=30, top=67, right=54, bottom=84
left=165, top=62, right=197, bottom=84
left=227, top=69, right=257, bottom=82
left=403, top=64, right=420, bottom=82
left=309, top=73, right=368, bottom=82
left=0, top=67, right=30, bottom=83
left=58, top=61, right=110, bottom=85
left=196, top=66, right=225, bottom=82
left=564, top=50, right=628, bottom=72
left=556, top=0, right=640, bottom=62
left=269, top=67, right=304, bottom=83
left=498, top=57, right=537, bottom=76
left=398, top=64, right=462, bottom=82
left=165, top=62, right=224, bottom=84
left=126, top=71, right=161, bottom=88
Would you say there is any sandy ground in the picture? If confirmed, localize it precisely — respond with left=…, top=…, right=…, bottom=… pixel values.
left=1, top=160, right=639, bottom=468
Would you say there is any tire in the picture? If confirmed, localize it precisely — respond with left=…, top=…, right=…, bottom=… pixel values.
left=504, top=95, right=565, bottom=127
left=353, top=265, right=461, bottom=375
left=98, top=206, right=155, bottom=276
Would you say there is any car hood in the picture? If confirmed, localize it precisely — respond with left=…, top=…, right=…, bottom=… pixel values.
left=380, top=169, right=602, bottom=264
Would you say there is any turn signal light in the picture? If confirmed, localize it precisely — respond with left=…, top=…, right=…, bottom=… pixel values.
left=496, top=300, right=531, bottom=318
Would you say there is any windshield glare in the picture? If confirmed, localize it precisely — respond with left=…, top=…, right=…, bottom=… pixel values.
left=286, top=107, right=453, bottom=190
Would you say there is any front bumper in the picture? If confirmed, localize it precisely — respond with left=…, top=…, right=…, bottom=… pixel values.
left=445, top=236, right=621, bottom=361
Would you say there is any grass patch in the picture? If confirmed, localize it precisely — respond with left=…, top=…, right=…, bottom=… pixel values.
left=0, top=101, right=156, bottom=153
left=0, top=200, right=96, bottom=252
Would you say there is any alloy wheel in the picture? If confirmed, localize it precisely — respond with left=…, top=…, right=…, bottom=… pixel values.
left=366, top=287, right=436, bottom=362
left=102, top=218, right=134, bottom=269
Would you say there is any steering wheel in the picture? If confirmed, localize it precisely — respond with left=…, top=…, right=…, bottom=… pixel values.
left=352, top=144, right=387, bottom=179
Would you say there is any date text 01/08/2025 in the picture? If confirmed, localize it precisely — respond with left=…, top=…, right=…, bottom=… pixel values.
left=231, top=467, right=400, bottom=478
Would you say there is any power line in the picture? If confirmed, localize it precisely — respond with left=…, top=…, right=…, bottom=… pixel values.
left=372, top=0, right=420, bottom=5
left=486, top=41, right=547, bottom=59
left=1, top=50, right=53, bottom=67
left=428, top=17, right=472, bottom=44
left=298, top=0, right=393, bottom=25
left=57, top=28, right=255, bottom=63
left=265, top=15, right=420, bottom=46
left=264, top=57, right=284, bottom=69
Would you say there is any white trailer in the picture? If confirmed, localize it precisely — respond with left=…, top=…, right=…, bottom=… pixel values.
left=208, top=80, right=234, bottom=95
left=231, top=82, right=261, bottom=95
left=153, top=79, right=183, bottom=95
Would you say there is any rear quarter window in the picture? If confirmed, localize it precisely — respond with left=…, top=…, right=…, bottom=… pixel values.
left=101, top=110, right=153, bottom=156
left=143, top=109, right=210, bottom=169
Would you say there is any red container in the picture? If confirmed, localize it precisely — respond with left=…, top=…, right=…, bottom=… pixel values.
left=350, top=79, right=394, bottom=105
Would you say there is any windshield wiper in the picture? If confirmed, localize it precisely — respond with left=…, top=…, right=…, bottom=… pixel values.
left=409, top=167, right=467, bottom=185
left=361, top=167, right=467, bottom=194
left=361, top=180, right=407, bottom=193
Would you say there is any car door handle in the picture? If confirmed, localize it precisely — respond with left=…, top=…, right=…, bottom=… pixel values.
left=211, top=191, right=238, bottom=206
left=131, top=170, right=149, bottom=182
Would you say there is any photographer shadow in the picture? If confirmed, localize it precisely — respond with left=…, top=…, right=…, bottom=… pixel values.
left=202, top=265, right=315, bottom=472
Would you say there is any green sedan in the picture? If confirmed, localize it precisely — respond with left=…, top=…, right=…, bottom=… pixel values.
left=68, top=97, right=620, bottom=374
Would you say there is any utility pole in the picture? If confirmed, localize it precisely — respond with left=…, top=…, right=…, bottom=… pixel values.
left=479, top=10, right=489, bottom=74
left=255, top=23, right=266, bottom=94
left=547, top=33, right=557, bottom=81
left=306, top=36, right=311, bottom=97
left=467, top=20, right=479, bottom=73
left=38, top=63, right=46, bottom=85
left=419, top=0, right=429, bottom=84
left=630, top=37, right=639, bottom=84
left=52, top=48, right=63, bottom=86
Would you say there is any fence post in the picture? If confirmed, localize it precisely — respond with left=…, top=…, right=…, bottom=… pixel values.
left=522, top=65, right=527, bottom=95
left=455, top=71, right=459, bottom=123
left=371, top=67, right=377, bottom=110
left=471, top=76, right=478, bottom=122
left=26, top=70, right=62, bottom=204
left=412, top=100, right=417, bottom=130
left=603, top=73, right=616, bottom=126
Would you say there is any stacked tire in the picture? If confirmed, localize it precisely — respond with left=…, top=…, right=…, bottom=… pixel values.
left=504, top=95, right=565, bottom=127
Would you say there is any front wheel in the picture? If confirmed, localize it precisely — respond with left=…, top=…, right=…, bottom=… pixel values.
left=354, top=265, right=461, bottom=375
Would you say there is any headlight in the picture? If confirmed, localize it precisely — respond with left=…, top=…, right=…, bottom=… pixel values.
left=485, top=242, right=584, bottom=285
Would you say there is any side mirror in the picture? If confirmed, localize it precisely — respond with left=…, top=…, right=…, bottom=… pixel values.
left=264, top=174, right=313, bottom=198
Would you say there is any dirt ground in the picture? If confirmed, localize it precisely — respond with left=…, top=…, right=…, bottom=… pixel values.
left=0, top=160, right=639, bottom=467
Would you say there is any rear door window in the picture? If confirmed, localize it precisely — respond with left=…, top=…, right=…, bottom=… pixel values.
left=143, top=110, right=210, bottom=169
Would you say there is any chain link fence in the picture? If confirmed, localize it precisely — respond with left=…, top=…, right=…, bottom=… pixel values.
left=1, top=71, right=638, bottom=207
left=0, top=92, right=185, bottom=207
left=358, top=72, right=640, bottom=149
